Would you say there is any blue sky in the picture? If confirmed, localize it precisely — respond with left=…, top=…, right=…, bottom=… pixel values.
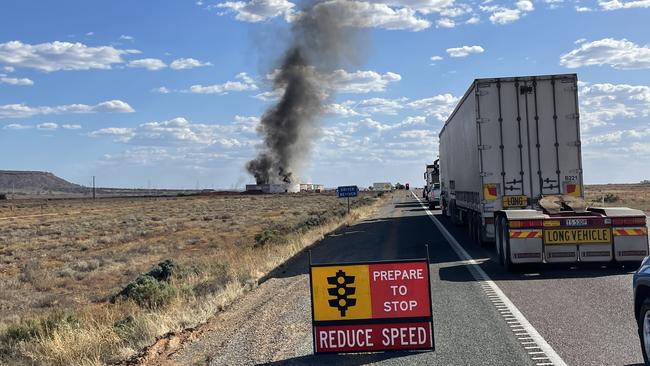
left=1, top=0, right=649, bottom=189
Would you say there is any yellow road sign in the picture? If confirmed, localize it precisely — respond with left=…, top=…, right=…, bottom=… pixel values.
left=544, top=228, right=611, bottom=244
left=311, top=264, right=372, bottom=321
left=502, top=195, right=527, bottom=208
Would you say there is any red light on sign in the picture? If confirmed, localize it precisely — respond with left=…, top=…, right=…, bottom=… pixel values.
left=314, top=322, right=433, bottom=353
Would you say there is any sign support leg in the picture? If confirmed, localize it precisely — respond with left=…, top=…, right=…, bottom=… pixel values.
left=347, top=196, right=350, bottom=214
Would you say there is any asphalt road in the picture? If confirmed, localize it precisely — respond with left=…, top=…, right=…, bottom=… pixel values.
left=170, top=191, right=647, bottom=365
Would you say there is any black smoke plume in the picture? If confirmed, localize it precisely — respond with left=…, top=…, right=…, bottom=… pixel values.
left=246, top=2, right=362, bottom=184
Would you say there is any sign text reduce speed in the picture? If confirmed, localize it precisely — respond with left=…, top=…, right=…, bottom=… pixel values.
left=309, top=259, right=434, bottom=353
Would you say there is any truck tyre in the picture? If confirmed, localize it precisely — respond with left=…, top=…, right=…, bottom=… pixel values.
left=451, top=202, right=461, bottom=226
left=476, top=215, right=487, bottom=248
left=474, top=214, right=481, bottom=244
left=496, top=217, right=504, bottom=265
left=502, top=220, right=518, bottom=272
left=468, top=213, right=475, bottom=242
left=638, top=297, right=650, bottom=364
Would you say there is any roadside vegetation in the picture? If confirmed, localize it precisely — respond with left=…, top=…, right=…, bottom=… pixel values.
left=584, top=183, right=650, bottom=214
left=0, top=192, right=382, bottom=365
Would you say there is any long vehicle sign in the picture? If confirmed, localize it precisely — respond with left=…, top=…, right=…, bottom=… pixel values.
left=544, top=228, right=611, bottom=244
left=310, top=259, right=434, bottom=353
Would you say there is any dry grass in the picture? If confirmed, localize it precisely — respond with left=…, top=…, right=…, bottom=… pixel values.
left=0, top=191, right=384, bottom=365
left=584, top=183, right=650, bottom=214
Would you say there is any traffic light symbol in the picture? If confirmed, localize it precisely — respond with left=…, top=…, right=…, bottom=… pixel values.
left=327, top=270, right=356, bottom=317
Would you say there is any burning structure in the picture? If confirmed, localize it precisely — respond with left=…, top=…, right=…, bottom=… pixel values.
left=245, top=183, right=300, bottom=194
left=245, top=1, right=361, bottom=186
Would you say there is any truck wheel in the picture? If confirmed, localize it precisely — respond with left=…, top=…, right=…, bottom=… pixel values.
left=496, top=217, right=504, bottom=265
left=500, top=218, right=516, bottom=271
left=476, top=216, right=487, bottom=248
left=474, top=215, right=481, bottom=244
left=503, top=222, right=518, bottom=272
left=638, top=297, right=650, bottom=364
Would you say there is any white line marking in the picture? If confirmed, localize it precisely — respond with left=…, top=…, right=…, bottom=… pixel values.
left=412, top=192, right=567, bottom=366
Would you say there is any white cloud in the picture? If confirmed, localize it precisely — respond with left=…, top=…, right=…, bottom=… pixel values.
left=216, top=0, right=295, bottom=22
left=575, top=6, right=593, bottom=11
left=579, top=82, right=650, bottom=130
left=258, top=68, right=402, bottom=99
left=90, top=127, right=135, bottom=142
left=313, top=0, right=431, bottom=31
left=436, top=18, right=456, bottom=27
left=233, top=115, right=260, bottom=133
left=407, top=93, right=459, bottom=121
left=152, top=86, right=171, bottom=94
left=430, top=55, right=443, bottom=61
left=598, top=0, right=650, bottom=10
left=380, top=0, right=455, bottom=14
left=0, top=100, right=135, bottom=118
left=446, top=45, right=484, bottom=57
left=91, top=117, right=251, bottom=149
left=215, top=0, right=447, bottom=31
left=560, top=38, right=650, bottom=70
left=481, top=1, right=533, bottom=24
left=330, top=70, right=402, bottom=93
left=127, top=58, right=167, bottom=71
left=439, top=4, right=472, bottom=17
left=62, top=124, right=82, bottom=130
left=323, top=103, right=362, bottom=117
left=170, top=58, right=212, bottom=70
left=86, top=32, right=94, bottom=36
left=489, top=8, right=521, bottom=23
left=3, top=66, right=15, bottom=73
left=0, top=40, right=137, bottom=72
left=516, top=0, right=534, bottom=11
left=254, top=88, right=285, bottom=101
left=0, top=74, right=33, bottom=86
left=120, top=35, right=135, bottom=41
left=465, top=15, right=480, bottom=24
left=37, top=122, right=58, bottom=130
left=575, top=38, right=587, bottom=44
left=188, top=72, right=258, bottom=94
left=4, top=123, right=31, bottom=130
left=356, top=97, right=409, bottom=115
left=399, top=129, right=436, bottom=139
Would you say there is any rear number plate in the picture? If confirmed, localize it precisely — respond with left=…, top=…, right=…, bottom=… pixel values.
left=502, top=195, right=527, bottom=208
left=544, top=228, right=611, bottom=244
left=565, top=219, right=588, bottom=226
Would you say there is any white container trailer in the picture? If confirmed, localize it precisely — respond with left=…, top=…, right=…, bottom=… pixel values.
left=439, top=74, right=648, bottom=269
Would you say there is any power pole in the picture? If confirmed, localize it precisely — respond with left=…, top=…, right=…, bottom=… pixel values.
left=92, top=176, right=96, bottom=200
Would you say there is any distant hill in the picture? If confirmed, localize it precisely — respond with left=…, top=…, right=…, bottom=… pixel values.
left=0, top=170, right=82, bottom=193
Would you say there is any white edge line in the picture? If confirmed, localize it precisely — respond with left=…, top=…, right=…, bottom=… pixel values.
left=412, top=192, right=567, bottom=366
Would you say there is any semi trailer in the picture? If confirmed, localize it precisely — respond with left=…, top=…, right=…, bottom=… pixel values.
left=438, top=74, right=648, bottom=269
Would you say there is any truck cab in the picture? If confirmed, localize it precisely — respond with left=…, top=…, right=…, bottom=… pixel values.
left=424, top=160, right=440, bottom=209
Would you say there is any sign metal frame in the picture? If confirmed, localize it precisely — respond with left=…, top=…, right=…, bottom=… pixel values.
left=308, top=248, right=435, bottom=354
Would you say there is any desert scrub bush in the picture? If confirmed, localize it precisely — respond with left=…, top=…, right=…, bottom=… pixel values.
left=604, top=193, right=619, bottom=203
left=113, top=259, right=198, bottom=309
left=112, top=314, right=137, bottom=342
left=115, top=275, right=177, bottom=309
left=72, top=259, right=100, bottom=272
left=0, top=311, right=80, bottom=358
left=254, top=229, right=283, bottom=247
left=192, top=263, right=229, bottom=297
left=145, top=259, right=196, bottom=281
